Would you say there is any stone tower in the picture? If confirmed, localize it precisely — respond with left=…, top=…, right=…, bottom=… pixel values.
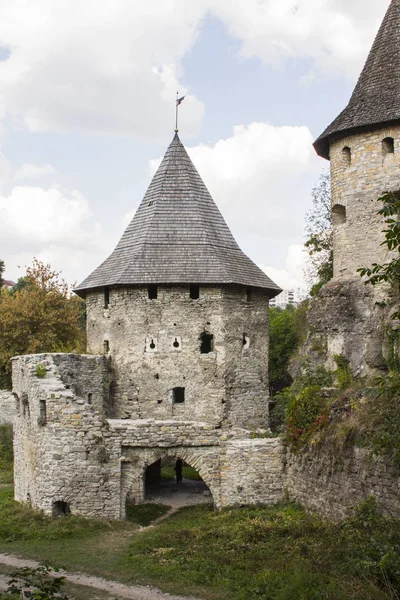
left=303, top=0, right=400, bottom=376
left=10, top=133, right=284, bottom=520
left=75, top=133, right=281, bottom=430
left=314, top=0, right=400, bottom=281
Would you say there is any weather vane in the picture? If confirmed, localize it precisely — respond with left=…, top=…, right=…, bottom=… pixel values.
left=175, top=91, right=185, bottom=133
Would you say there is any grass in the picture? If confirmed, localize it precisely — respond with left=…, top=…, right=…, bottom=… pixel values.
left=161, top=464, right=202, bottom=481
left=0, top=485, right=399, bottom=600
left=125, top=503, right=170, bottom=526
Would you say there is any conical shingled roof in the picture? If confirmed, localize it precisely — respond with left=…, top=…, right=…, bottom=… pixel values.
left=75, top=134, right=281, bottom=297
left=314, top=0, right=400, bottom=159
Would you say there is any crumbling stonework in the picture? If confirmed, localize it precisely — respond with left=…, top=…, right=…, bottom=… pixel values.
left=0, top=391, right=15, bottom=425
left=12, top=353, right=284, bottom=518
left=285, top=446, right=400, bottom=522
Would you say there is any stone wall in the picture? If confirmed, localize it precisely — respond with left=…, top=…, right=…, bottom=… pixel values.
left=0, top=390, right=15, bottom=424
left=11, top=352, right=282, bottom=519
left=86, top=284, right=270, bottom=430
left=285, top=445, right=400, bottom=522
left=330, top=125, right=400, bottom=281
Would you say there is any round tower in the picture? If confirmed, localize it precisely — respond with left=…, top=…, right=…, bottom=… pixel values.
left=75, top=134, right=281, bottom=430
left=314, top=0, right=400, bottom=281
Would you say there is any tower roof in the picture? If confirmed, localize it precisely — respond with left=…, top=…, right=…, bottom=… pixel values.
left=75, top=134, right=281, bottom=297
left=314, top=0, right=400, bottom=159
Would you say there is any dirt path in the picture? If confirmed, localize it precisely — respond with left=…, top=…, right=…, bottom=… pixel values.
left=0, top=554, right=202, bottom=600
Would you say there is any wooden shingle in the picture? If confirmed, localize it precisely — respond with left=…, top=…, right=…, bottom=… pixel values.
left=314, top=0, right=400, bottom=159
left=75, top=134, right=281, bottom=297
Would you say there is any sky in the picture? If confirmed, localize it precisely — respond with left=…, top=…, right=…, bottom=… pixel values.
left=0, top=0, right=391, bottom=292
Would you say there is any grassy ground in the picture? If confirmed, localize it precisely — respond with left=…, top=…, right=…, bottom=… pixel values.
left=161, top=464, right=202, bottom=481
left=0, top=485, right=399, bottom=599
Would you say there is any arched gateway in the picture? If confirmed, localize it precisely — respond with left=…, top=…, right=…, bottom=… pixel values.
left=12, top=133, right=284, bottom=520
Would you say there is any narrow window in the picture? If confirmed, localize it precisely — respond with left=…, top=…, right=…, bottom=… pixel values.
left=190, top=284, right=200, bottom=299
left=172, top=387, right=185, bottom=403
left=382, top=137, right=395, bottom=155
left=148, top=284, right=157, bottom=300
left=332, top=204, right=347, bottom=226
left=242, top=334, right=250, bottom=350
left=38, top=399, right=47, bottom=426
left=149, top=339, right=156, bottom=350
left=104, top=286, right=110, bottom=308
left=200, top=332, right=213, bottom=354
left=246, top=287, right=253, bottom=302
left=173, top=337, right=180, bottom=348
left=342, top=146, right=351, bottom=167
left=87, top=393, right=93, bottom=404
left=103, top=340, right=110, bottom=353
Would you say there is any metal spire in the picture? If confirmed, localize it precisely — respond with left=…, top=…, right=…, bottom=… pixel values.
left=175, top=91, right=185, bottom=133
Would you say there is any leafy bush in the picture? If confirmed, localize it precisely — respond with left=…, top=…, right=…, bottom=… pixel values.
left=286, top=386, right=329, bottom=449
left=333, top=354, right=352, bottom=389
left=0, top=564, right=69, bottom=599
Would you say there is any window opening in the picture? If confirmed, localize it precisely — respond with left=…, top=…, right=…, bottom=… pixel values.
left=242, top=334, right=250, bottom=350
left=52, top=501, right=70, bottom=517
left=342, top=146, right=351, bottom=166
left=88, top=393, right=93, bottom=404
left=38, top=399, right=46, bottom=425
left=332, top=204, right=347, bottom=226
left=149, top=339, right=156, bottom=350
left=382, top=137, right=395, bottom=155
left=190, top=284, right=200, bottom=299
left=103, top=340, right=110, bottom=353
left=148, top=284, right=158, bottom=299
left=246, top=287, right=253, bottom=302
left=173, top=337, right=180, bottom=348
left=200, top=332, right=213, bottom=354
left=172, top=387, right=185, bottom=403
left=104, top=287, right=110, bottom=308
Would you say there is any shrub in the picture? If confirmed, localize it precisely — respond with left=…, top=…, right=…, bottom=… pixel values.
left=35, top=364, right=46, bottom=378
left=286, top=385, right=328, bottom=449
left=333, top=354, right=352, bottom=389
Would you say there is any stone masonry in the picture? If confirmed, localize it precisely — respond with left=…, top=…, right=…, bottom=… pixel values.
left=0, top=391, right=15, bottom=425
left=12, top=353, right=284, bottom=518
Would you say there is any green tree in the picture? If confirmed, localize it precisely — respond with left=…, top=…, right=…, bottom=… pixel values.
left=0, top=260, right=4, bottom=288
left=358, top=190, right=400, bottom=319
left=269, top=305, right=300, bottom=394
left=0, top=259, right=86, bottom=388
left=304, top=172, right=333, bottom=296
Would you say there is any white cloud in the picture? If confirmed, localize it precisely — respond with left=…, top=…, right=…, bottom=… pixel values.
left=150, top=122, right=320, bottom=242
left=14, top=163, right=56, bottom=180
left=0, top=0, right=390, bottom=141
left=0, top=0, right=206, bottom=138
left=261, top=244, right=307, bottom=291
left=0, top=185, right=109, bottom=283
left=210, top=0, right=390, bottom=79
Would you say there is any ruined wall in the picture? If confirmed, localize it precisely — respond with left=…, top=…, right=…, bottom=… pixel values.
left=301, top=279, right=386, bottom=377
left=11, top=352, right=281, bottom=519
left=86, top=284, right=269, bottom=429
left=286, top=446, right=400, bottom=522
left=0, top=391, right=15, bottom=424
left=330, top=125, right=400, bottom=281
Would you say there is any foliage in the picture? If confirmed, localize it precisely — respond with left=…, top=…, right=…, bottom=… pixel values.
left=334, top=354, right=352, bottom=389
left=0, top=564, right=69, bottom=600
left=340, top=497, right=400, bottom=594
left=304, top=172, right=333, bottom=296
left=0, top=487, right=397, bottom=600
left=125, top=503, right=170, bottom=526
left=358, top=191, right=400, bottom=318
left=286, top=385, right=329, bottom=449
left=0, top=259, right=86, bottom=383
left=269, top=305, right=301, bottom=394
left=0, top=260, right=4, bottom=288
left=35, top=364, right=47, bottom=379
left=357, top=372, right=400, bottom=467
left=0, top=424, right=13, bottom=484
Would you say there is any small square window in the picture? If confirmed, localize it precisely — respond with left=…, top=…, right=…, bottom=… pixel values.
left=172, top=387, right=185, bottom=403
left=200, top=332, right=213, bottom=354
